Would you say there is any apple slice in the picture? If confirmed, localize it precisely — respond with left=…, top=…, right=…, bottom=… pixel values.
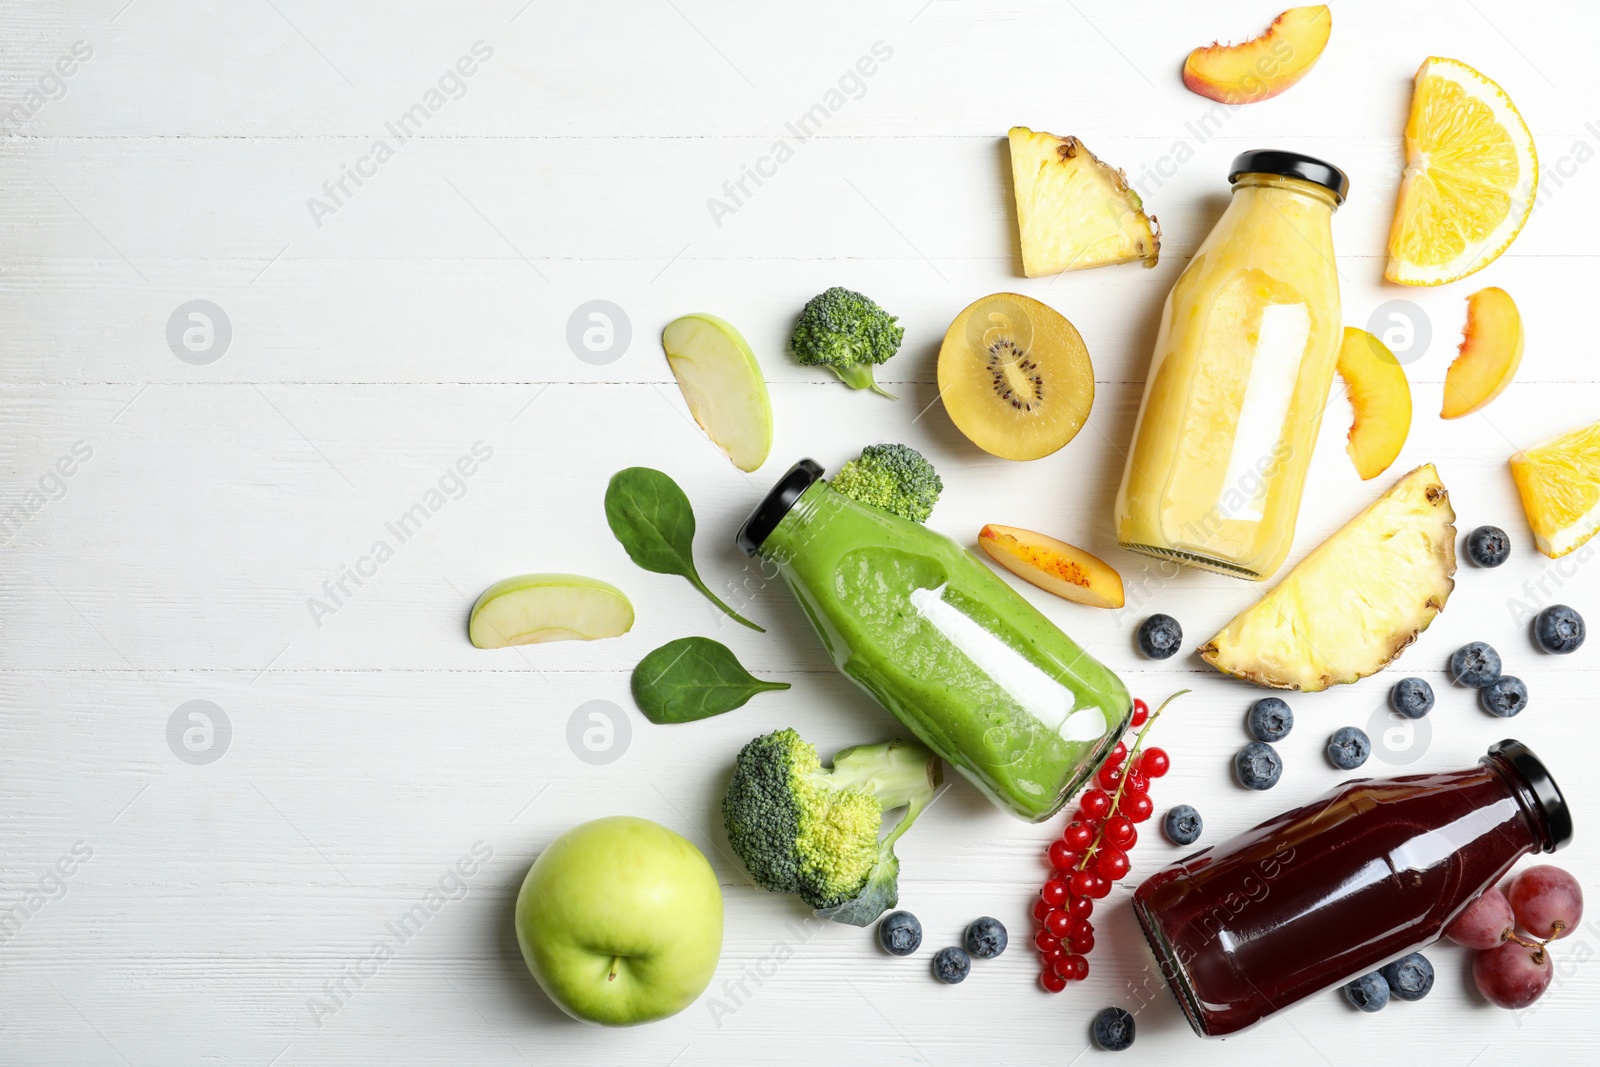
left=1336, top=327, right=1412, bottom=480
left=662, top=314, right=774, bottom=472
left=1183, top=6, right=1332, bottom=104
left=468, top=574, right=634, bottom=648
left=978, top=524, right=1125, bottom=609
left=1442, top=287, right=1523, bottom=419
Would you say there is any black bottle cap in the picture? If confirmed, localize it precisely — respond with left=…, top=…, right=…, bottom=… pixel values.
left=1228, top=149, right=1349, bottom=204
left=1490, top=739, right=1573, bottom=851
left=736, top=458, right=824, bottom=557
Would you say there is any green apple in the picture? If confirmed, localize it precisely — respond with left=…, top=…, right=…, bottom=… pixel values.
left=662, top=313, right=774, bottom=472
left=468, top=574, right=633, bottom=648
left=515, top=816, right=723, bottom=1026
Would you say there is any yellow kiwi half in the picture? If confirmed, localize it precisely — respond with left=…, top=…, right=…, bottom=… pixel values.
left=937, top=293, right=1094, bottom=461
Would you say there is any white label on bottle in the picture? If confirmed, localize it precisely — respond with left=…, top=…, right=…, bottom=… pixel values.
left=908, top=584, right=1075, bottom=730
left=1219, top=301, right=1311, bottom=523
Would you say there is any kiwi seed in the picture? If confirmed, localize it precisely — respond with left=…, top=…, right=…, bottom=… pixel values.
left=986, top=337, right=1045, bottom=412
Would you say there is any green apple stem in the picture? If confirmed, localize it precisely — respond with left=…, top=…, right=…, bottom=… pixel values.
left=607, top=956, right=622, bottom=982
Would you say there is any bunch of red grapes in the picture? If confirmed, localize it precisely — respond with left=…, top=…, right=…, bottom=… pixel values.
left=1446, top=864, right=1584, bottom=1009
left=1032, top=696, right=1175, bottom=992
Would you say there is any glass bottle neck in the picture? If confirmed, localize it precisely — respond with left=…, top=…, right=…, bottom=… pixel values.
left=1229, top=172, right=1341, bottom=213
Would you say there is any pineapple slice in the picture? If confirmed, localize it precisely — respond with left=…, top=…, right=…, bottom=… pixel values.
left=1007, top=127, right=1160, bottom=278
left=1199, top=465, right=1456, bottom=691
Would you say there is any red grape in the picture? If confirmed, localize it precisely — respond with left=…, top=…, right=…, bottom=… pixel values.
left=1045, top=909, right=1072, bottom=939
left=1032, top=896, right=1053, bottom=923
left=1472, top=941, right=1553, bottom=1009
left=1095, top=844, right=1130, bottom=880
left=1140, top=747, right=1171, bottom=777
left=1068, top=896, right=1094, bottom=920
left=1079, top=789, right=1112, bottom=821
left=1041, top=968, right=1068, bottom=992
left=1446, top=887, right=1515, bottom=949
left=1041, top=878, right=1069, bottom=907
left=1063, top=821, right=1094, bottom=851
left=1047, top=839, right=1078, bottom=871
left=1508, top=865, right=1584, bottom=941
left=1124, top=793, right=1155, bottom=824
left=1131, top=698, right=1149, bottom=727
left=1106, top=742, right=1128, bottom=768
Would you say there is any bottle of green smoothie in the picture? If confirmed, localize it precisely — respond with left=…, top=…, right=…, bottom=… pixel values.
left=737, top=460, right=1131, bottom=822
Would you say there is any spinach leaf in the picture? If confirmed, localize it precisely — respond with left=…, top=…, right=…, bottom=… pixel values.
left=604, top=466, right=764, bottom=631
left=631, top=636, right=789, bottom=724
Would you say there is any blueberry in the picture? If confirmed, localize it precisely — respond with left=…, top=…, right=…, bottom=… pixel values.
left=1091, top=1006, right=1136, bottom=1051
left=1246, top=697, right=1293, bottom=742
left=1389, top=677, right=1435, bottom=719
left=962, top=917, right=1007, bottom=960
left=1480, top=675, right=1528, bottom=718
left=1534, top=604, right=1586, bottom=654
left=1234, top=742, right=1282, bottom=790
left=1466, top=526, right=1511, bottom=568
left=932, top=946, right=970, bottom=984
left=1137, top=614, right=1183, bottom=659
left=877, top=910, right=922, bottom=956
left=1379, top=952, right=1435, bottom=1001
left=1327, top=726, right=1371, bottom=771
left=1343, top=971, right=1390, bottom=1012
left=1163, top=804, right=1203, bottom=846
left=1450, top=642, right=1502, bottom=688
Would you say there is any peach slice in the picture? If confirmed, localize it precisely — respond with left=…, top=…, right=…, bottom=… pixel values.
left=1442, top=287, right=1523, bottom=419
left=1336, top=327, right=1412, bottom=481
left=1183, top=6, right=1332, bottom=104
left=978, top=525, right=1125, bottom=609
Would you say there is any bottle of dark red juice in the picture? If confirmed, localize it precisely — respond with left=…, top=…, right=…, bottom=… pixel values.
left=1133, top=740, right=1571, bottom=1037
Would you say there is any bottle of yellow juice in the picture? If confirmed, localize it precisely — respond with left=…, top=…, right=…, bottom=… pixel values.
left=1115, top=151, right=1347, bottom=580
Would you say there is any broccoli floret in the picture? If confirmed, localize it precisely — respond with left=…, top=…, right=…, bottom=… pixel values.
left=722, top=727, right=941, bottom=927
left=830, top=443, right=943, bottom=524
left=789, top=286, right=905, bottom=399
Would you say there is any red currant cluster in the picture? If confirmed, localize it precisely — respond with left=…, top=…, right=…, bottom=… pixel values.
left=1032, top=693, right=1180, bottom=992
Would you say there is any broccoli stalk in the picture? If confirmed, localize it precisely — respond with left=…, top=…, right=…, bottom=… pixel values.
left=830, top=442, right=943, bottom=524
left=789, top=287, right=905, bottom=399
left=722, top=728, right=942, bottom=927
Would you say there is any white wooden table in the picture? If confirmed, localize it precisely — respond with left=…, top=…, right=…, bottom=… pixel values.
left=4, top=1, right=1597, bottom=1062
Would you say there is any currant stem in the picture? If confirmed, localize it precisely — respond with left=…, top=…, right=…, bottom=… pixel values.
left=1075, top=690, right=1191, bottom=873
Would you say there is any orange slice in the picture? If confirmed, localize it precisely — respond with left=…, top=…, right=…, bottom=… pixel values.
left=1385, top=58, right=1537, bottom=287
left=1510, top=420, right=1600, bottom=559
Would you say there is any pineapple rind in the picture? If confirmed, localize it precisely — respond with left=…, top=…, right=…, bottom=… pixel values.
left=1008, top=127, right=1160, bottom=278
left=1199, top=465, right=1457, bottom=692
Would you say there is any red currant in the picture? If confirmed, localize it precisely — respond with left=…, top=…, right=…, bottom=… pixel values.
left=1123, top=768, right=1150, bottom=794
left=1051, top=953, right=1078, bottom=979
left=1038, top=942, right=1065, bottom=965
left=1032, top=896, right=1052, bottom=923
left=1070, top=918, right=1094, bottom=943
left=1140, top=746, right=1171, bottom=778
left=1104, top=815, right=1136, bottom=849
left=1063, top=953, right=1090, bottom=981
left=1095, top=844, right=1130, bottom=880
left=1124, top=793, right=1155, bottom=824
left=1040, top=968, right=1067, bottom=993
left=1097, top=763, right=1124, bottom=791
left=1092, top=874, right=1114, bottom=899
left=1071, top=927, right=1096, bottom=954
left=1068, top=895, right=1094, bottom=920
left=1062, top=821, right=1094, bottom=851
left=1079, top=788, right=1112, bottom=821
left=1034, top=928, right=1061, bottom=953
left=1131, top=698, right=1149, bottom=727
left=1047, top=839, right=1077, bottom=870
left=1069, top=869, right=1098, bottom=898
left=1044, top=909, right=1072, bottom=939
left=1106, top=741, right=1127, bottom=768
left=1041, top=878, right=1069, bottom=907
